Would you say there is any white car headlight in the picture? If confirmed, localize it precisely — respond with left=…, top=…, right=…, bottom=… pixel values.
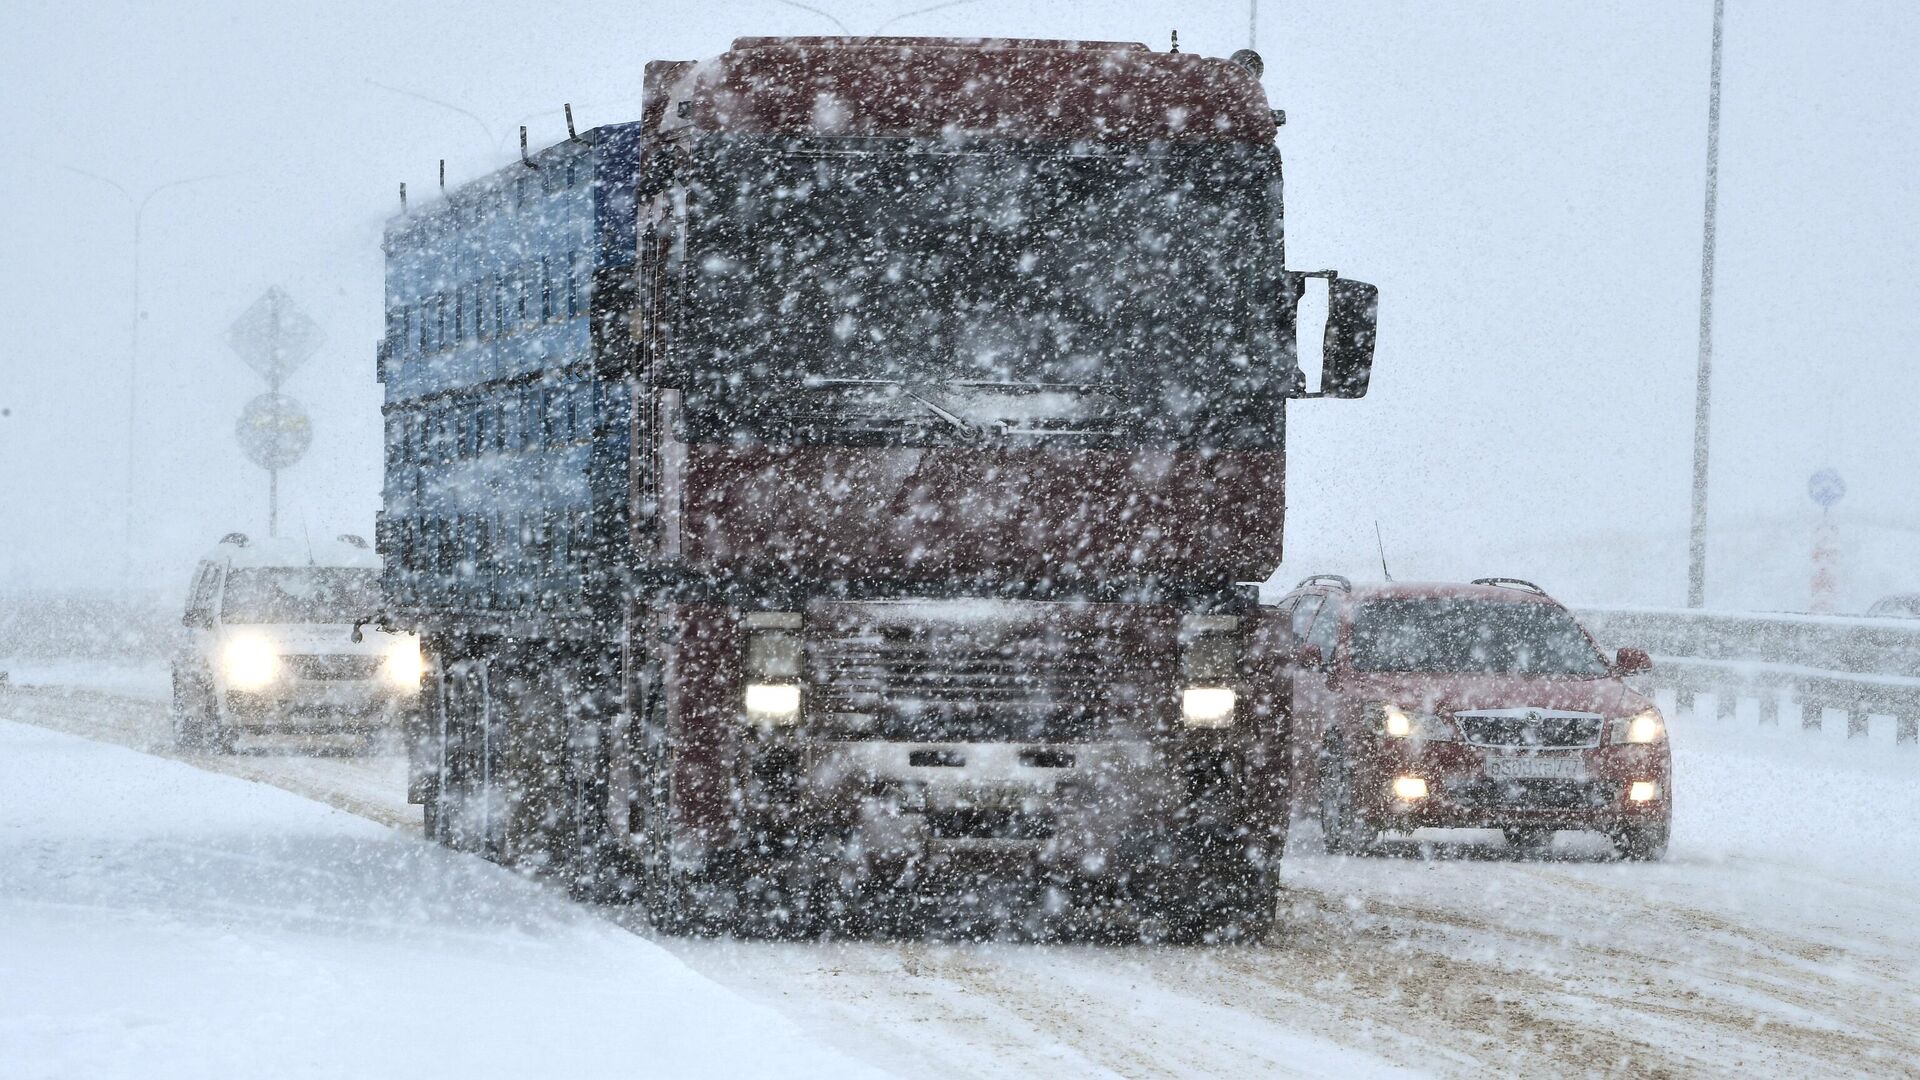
left=1182, top=687, right=1237, bottom=727
left=382, top=634, right=424, bottom=692
left=222, top=635, right=280, bottom=690
left=744, top=683, right=802, bottom=725
left=1380, top=703, right=1455, bottom=741
left=1610, top=708, right=1666, bottom=744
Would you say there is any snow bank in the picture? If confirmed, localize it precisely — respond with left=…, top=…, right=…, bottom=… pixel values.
left=0, top=720, right=886, bottom=1080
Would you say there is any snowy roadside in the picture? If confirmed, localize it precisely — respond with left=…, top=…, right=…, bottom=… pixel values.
left=0, top=656, right=170, bottom=702
left=0, top=719, right=888, bottom=1080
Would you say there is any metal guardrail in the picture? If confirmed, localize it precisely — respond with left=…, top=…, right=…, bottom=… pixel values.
left=1576, top=607, right=1920, bottom=744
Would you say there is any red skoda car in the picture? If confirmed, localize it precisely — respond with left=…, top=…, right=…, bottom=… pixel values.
left=1275, top=577, right=1671, bottom=859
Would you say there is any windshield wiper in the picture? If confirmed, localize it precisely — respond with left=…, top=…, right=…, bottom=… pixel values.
left=805, top=377, right=998, bottom=441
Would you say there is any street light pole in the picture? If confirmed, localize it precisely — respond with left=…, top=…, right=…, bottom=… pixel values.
left=57, top=166, right=221, bottom=587
left=1686, top=0, right=1726, bottom=609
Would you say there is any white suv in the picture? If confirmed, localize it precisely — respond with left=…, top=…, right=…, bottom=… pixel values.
left=170, top=532, right=420, bottom=751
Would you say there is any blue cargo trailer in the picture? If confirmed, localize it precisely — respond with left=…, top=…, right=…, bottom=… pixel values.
left=376, top=124, right=643, bottom=634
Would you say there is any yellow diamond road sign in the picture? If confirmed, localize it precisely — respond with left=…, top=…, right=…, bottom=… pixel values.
left=227, top=286, right=323, bottom=387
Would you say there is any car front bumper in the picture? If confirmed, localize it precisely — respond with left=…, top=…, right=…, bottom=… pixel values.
left=225, top=682, right=411, bottom=733
left=1359, top=738, right=1672, bottom=831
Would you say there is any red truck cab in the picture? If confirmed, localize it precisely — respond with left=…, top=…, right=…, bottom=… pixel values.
left=1276, top=577, right=1671, bottom=859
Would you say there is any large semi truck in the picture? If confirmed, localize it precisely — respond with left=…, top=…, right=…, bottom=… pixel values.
left=376, top=36, right=1379, bottom=940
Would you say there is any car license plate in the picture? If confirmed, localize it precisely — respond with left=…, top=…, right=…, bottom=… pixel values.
left=1485, top=756, right=1584, bottom=781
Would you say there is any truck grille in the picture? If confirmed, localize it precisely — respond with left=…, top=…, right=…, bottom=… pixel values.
left=806, top=603, right=1173, bottom=742
left=924, top=808, right=1055, bottom=841
left=283, top=654, right=383, bottom=681
left=1455, top=711, right=1603, bottom=749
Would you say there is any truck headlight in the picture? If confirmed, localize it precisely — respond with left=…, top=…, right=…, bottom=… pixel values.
left=1180, top=614, right=1240, bottom=728
left=742, top=613, right=803, bottom=725
left=1380, top=703, right=1454, bottom=741
left=744, top=683, right=802, bottom=724
left=222, top=635, right=280, bottom=690
left=1610, top=708, right=1665, bottom=744
left=382, top=634, right=423, bottom=692
left=1182, top=687, right=1237, bottom=727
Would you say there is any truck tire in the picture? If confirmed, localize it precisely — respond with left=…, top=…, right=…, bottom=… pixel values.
left=1318, top=738, right=1379, bottom=855
left=1611, top=824, right=1670, bottom=862
left=421, top=789, right=442, bottom=842
left=1173, top=870, right=1278, bottom=945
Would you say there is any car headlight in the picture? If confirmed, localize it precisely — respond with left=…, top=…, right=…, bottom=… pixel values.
left=1610, top=708, right=1665, bottom=744
left=222, top=635, right=280, bottom=690
left=1182, top=687, right=1237, bottom=727
left=382, top=634, right=423, bottom=692
left=744, top=683, right=802, bottom=725
left=1379, top=703, right=1455, bottom=741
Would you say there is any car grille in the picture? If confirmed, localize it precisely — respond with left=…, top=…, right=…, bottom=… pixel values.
left=1455, top=711, right=1603, bottom=749
left=1449, top=779, right=1609, bottom=810
left=282, top=654, right=383, bottom=681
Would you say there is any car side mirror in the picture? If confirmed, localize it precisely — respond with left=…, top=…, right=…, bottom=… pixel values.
left=182, top=610, right=212, bottom=630
left=1615, top=647, right=1653, bottom=676
left=1285, top=272, right=1379, bottom=400
left=1297, top=643, right=1327, bottom=671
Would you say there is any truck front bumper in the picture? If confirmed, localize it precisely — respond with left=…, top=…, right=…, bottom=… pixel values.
left=735, top=735, right=1268, bottom=882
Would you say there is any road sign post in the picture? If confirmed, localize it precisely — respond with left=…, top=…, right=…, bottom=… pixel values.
left=1808, top=468, right=1845, bottom=614
left=226, top=287, right=322, bottom=535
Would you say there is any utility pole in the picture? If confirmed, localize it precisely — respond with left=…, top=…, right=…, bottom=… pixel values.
left=1249, top=0, right=1258, bottom=50
left=1687, top=0, right=1726, bottom=609
left=53, top=166, right=220, bottom=587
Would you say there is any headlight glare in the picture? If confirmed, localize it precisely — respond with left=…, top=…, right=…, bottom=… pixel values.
left=222, top=635, right=280, bottom=690
left=1182, top=686, right=1237, bottom=727
left=1610, top=708, right=1666, bottom=744
left=744, top=683, right=802, bottom=725
left=1379, top=703, right=1454, bottom=741
left=382, top=634, right=424, bottom=691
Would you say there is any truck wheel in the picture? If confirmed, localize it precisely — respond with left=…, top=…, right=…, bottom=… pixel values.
left=1318, top=741, right=1379, bottom=855
left=1611, top=824, right=1670, bottom=862
left=1156, top=860, right=1278, bottom=946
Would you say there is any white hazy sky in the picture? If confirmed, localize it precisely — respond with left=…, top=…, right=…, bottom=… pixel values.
left=2, top=1, right=1915, bottom=608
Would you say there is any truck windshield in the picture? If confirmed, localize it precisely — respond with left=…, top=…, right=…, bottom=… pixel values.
left=221, top=568, right=380, bottom=624
left=681, top=140, right=1284, bottom=447
left=1349, top=600, right=1612, bottom=677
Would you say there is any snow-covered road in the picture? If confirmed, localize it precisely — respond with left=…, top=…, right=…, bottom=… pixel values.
left=4, top=681, right=1917, bottom=1078
left=0, top=714, right=883, bottom=1080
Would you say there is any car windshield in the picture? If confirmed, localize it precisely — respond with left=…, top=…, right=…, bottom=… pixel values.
left=221, top=568, right=380, bottom=624
left=1350, top=599, right=1612, bottom=676
left=679, top=140, right=1284, bottom=447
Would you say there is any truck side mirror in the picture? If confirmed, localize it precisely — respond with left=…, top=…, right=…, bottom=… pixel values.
left=1297, top=643, right=1326, bottom=671
left=1285, top=273, right=1379, bottom=399
left=1321, top=278, right=1378, bottom=399
left=182, top=610, right=212, bottom=630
